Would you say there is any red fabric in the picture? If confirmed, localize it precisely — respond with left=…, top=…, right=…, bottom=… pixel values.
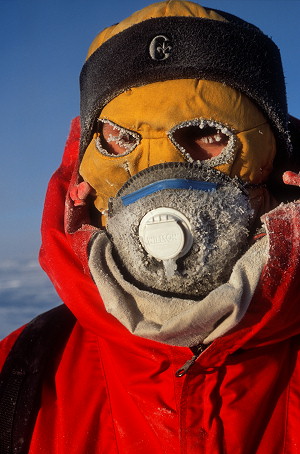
left=2, top=118, right=300, bottom=453
left=283, top=171, right=300, bottom=186
left=0, top=325, right=25, bottom=370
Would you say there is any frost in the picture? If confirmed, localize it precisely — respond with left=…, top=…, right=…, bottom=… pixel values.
left=107, top=130, right=135, bottom=152
left=163, top=258, right=178, bottom=278
left=95, top=118, right=140, bottom=157
left=168, top=118, right=237, bottom=168
left=107, top=163, right=252, bottom=298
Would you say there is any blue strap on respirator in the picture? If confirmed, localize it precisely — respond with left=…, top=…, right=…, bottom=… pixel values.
left=121, top=179, right=217, bottom=206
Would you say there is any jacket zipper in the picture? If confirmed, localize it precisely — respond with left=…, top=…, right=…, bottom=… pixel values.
left=175, top=344, right=208, bottom=377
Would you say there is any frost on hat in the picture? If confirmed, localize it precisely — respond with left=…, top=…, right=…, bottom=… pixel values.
left=80, top=0, right=289, bottom=163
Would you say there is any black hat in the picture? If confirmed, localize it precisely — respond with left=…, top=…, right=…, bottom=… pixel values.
left=80, top=3, right=300, bottom=199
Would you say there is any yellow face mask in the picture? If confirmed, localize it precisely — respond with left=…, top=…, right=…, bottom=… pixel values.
left=79, top=79, right=276, bottom=214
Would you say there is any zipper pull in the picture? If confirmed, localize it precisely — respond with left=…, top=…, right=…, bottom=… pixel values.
left=175, top=344, right=207, bottom=377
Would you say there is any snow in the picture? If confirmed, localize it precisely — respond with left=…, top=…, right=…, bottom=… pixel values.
left=0, top=258, right=60, bottom=339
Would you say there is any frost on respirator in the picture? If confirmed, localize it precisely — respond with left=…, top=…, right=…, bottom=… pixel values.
left=105, top=162, right=253, bottom=298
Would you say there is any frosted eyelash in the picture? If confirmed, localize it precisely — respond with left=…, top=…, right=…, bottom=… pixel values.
left=168, top=119, right=237, bottom=167
left=95, top=119, right=141, bottom=157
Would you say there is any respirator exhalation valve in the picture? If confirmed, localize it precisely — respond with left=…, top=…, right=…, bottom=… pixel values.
left=139, top=207, right=193, bottom=261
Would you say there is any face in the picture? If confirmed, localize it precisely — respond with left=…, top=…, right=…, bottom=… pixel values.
left=100, top=121, right=229, bottom=160
left=80, top=78, right=276, bottom=297
left=79, top=79, right=276, bottom=217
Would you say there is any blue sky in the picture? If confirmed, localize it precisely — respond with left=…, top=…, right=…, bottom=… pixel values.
left=0, top=0, right=299, bottom=336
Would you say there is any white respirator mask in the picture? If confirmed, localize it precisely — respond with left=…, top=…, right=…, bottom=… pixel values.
left=105, top=162, right=253, bottom=298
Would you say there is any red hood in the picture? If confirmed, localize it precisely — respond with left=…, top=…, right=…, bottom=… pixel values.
left=39, top=118, right=164, bottom=353
left=39, top=117, right=300, bottom=368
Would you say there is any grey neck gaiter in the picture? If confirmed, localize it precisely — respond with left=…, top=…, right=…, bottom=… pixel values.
left=89, top=232, right=267, bottom=347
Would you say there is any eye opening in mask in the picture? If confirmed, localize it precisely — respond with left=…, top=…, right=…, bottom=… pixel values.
left=168, top=119, right=237, bottom=167
left=95, top=119, right=141, bottom=157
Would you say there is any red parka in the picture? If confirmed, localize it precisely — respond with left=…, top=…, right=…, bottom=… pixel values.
left=1, top=117, right=300, bottom=454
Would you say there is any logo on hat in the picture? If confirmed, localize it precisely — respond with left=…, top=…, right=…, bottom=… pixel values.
left=149, top=35, right=172, bottom=61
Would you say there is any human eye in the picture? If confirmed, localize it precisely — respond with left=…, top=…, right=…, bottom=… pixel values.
left=169, top=120, right=236, bottom=165
left=96, top=120, right=140, bottom=156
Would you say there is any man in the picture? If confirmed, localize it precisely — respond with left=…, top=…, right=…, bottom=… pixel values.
left=1, top=1, right=300, bottom=453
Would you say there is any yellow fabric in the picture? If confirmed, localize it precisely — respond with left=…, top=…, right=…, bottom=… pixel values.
left=80, top=1, right=276, bottom=217
left=80, top=130, right=185, bottom=213
left=87, top=1, right=226, bottom=59
left=79, top=79, right=276, bottom=213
